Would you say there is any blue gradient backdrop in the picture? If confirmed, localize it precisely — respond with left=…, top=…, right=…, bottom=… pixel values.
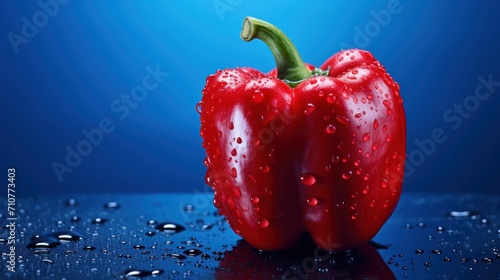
left=2, top=1, right=499, bottom=197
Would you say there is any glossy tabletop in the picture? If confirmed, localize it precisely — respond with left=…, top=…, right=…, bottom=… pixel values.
left=1, top=192, right=499, bottom=279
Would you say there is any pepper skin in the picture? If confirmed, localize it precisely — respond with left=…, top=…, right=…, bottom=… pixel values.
left=199, top=17, right=406, bottom=251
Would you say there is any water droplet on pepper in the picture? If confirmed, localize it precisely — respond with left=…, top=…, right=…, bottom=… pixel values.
left=252, top=90, right=264, bottom=103
left=336, top=115, right=349, bottom=124
left=307, top=197, right=318, bottom=206
left=257, top=218, right=269, bottom=228
left=233, top=187, right=242, bottom=197
left=362, top=133, right=370, bottom=142
left=250, top=196, right=260, bottom=204
left=331, top=156, right=340, bottom=163
left=260, top=165, right=270, bottom=173
left=300, top=173, right=317, bottom=186
left=363, top=186, right=370, bottom=194
left=342, top=171, right=353, bottom=180
left=304, top=103, right=316, bottom=116
left=230, top=167, right=237, bottom=178
left=326, top=93, right=336, bottom=103
left=196, top=101, right=202, bottom=114
left=325, top=124, right=336, bottom=134
left=382, top=179, right=388, bottom=188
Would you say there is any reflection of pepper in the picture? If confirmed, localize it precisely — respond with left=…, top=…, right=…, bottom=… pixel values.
left=216, top=238, right=395, bottom=279
left=200, top=17, right=406, bottom=251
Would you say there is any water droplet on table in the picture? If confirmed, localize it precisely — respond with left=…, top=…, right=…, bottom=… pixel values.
left=155, top=223, right=186, bottom=234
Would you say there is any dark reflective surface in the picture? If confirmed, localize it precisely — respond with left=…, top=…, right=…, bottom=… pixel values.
left=217, top=238, right=395, bottom=279
left=1, top=192, right=499, bottom=279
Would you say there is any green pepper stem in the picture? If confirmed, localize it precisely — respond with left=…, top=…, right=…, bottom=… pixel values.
left=241, top=17, right=311, bottom=87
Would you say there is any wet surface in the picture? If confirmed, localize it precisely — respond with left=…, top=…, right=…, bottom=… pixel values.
left=1, top=192, right=499, bottom=279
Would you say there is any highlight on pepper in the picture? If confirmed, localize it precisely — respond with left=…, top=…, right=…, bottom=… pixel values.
left=198, top=16, right=406, bottom=251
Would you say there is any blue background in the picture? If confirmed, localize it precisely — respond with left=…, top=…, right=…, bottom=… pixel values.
left=2, top=0, right=499, bottom=197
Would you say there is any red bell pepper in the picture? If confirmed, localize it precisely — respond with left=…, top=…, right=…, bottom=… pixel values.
left=199, top=17, right=406, bottom=251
